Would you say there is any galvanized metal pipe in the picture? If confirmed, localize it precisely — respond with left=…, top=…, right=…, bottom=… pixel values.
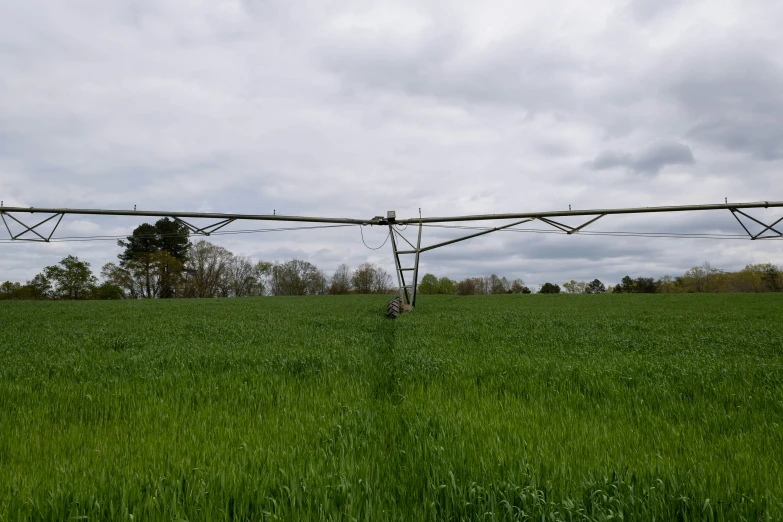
left=1, top=201, right=781, bottom=226
left=395, top=201, right=783, bottom=225
left=0, top=207, right=372, bottom=225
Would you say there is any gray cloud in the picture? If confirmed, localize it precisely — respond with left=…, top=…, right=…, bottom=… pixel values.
left=590, top=141, right=695, bottom=175
left=1, top=0, right=782, bottom=287
left=668, top=49, right=783, bottom=160
left=627, top=0, right=684, bottom=24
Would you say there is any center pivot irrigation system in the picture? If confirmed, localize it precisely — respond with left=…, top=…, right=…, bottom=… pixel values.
left=2, top=201, right=782, bottom=317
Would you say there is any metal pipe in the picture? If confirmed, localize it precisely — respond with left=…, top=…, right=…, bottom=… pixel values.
left=395, top=201, right=783, bottom=224
left=412, top=220, right=423, bottom=307
left=388, top=225, right=409, bottom=305
left=0, top=207, right=372, bottom=225
left=2, top=201, right=781, bottom=226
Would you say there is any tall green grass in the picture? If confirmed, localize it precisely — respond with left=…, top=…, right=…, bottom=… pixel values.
left=1, top=294, right=782, bottom=520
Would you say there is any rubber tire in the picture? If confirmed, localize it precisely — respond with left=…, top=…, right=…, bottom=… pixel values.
left=386, top=297, right=402, bottom=319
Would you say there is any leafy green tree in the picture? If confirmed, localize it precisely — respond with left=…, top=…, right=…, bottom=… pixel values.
left=509, top=279, right=530, bottom=294
left=154, top=218, right=191, bottom=261
left=27, top=273, right=52, bottom=299
left=101, top=262, right=138, bottom=298
left=634, top=277, right=658, bottom=293
left=539, top=282, right=560, bottom=294
left=43, top=255, right=97, bottom=300
left=92, top=282, right=124, bottom=300
left=255, top=261, right=273, bottom=296
left=682, top=262, right=723, bottom=293
left=118, top=218, right=190, bottom=298
left=102, top=251, right=183, bottom=299
left=585, top=279, right=606, bottom=294
left=761, top=264, right=781, bottom=292
left=0, top=281, right=22, bottom=300
left=418, top=273, right=439, bottom=294
left=619, top=275, right=635, bottom=293
left=437, top=277, right=456, bottom=295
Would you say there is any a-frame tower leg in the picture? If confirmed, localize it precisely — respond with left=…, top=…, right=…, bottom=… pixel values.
left=386, top=219, right=422, bottom=318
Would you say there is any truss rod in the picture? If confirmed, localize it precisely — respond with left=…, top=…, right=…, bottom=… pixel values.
left=174, top=217, right=237, bottom=235
left=1, top=212, right=65, bottom=242
left=397, top=218, right=534, bottom=254
left=392, top=227, right=418, bottom=251
left=569, top=214, right=605, bottom=234
left=754, top=216, right=783, bottom=238
left=732, top=209, right=783, bottom=238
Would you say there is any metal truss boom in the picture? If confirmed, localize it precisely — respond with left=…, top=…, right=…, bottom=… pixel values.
left=2, top=200, right=781, bottom=313
left=0, top=201, right=782, bottom=227
left=0, top=206, right=370, bottom=225
left=392, top=201, right=783, bottom=224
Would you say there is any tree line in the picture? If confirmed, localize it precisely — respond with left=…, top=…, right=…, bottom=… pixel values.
left=403, top=261, right=782, bottom=296
left=417, top=274, right=532, bottom=295
left=608, top=262, right=782, bottom=294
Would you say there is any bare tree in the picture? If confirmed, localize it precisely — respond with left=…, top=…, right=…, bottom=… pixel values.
left=352, top=263, right=376, bottom=294
left=373, top=266, right=393, bottom=294
left=563, top=280, right=587, bottom=294
left=510, top=278, right=529, bottom=294
left=455, top=277, right=487, bottom=295
left=351, top=263, right=393, bottom=294
left=254, top=261, right=273, bottom=296
left=270, top=259, right=326, bottom=296
left=488, top=274, right=508, bottom=294
left=329, top=264, right=352, bottom=294
left=183, top=240, right=233, bottom=298
left=222, top=255, right=262, bottom=297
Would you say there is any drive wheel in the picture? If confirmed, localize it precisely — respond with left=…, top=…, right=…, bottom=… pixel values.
left=386, top=297, right=402, bottom=319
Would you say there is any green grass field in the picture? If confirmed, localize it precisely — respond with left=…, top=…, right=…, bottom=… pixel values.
left=1, top=294, right=782, bottom=521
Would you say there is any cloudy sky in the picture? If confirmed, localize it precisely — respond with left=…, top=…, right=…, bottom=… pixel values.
left=1, top=0, right=782, bottom=288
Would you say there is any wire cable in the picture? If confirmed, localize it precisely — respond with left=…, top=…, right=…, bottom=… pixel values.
left=2, top=220, right=780, bottom=243
left=360, top=226, right=390, bottom=250
left=420, top=223, right=772, bottom=240
left=0, top=223, right=355, bottom=243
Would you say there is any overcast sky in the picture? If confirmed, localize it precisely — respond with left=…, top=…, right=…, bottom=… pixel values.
left=1, top=0, right=782, bottom=288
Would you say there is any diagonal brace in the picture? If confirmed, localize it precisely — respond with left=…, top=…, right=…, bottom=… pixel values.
left=730, top=209, right=783, bottom=239
left=538, top=214, right=606, bottom=234
left=392, top=227, right=417, bottom=251
left=1, top=212, right=64, bottom=242
left=397, top=218, right=534, bottom=254
left=174, top=217, right=236, bottom=236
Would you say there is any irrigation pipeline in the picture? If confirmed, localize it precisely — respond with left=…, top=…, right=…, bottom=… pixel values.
left=1, top=200, right=782, bottom=243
